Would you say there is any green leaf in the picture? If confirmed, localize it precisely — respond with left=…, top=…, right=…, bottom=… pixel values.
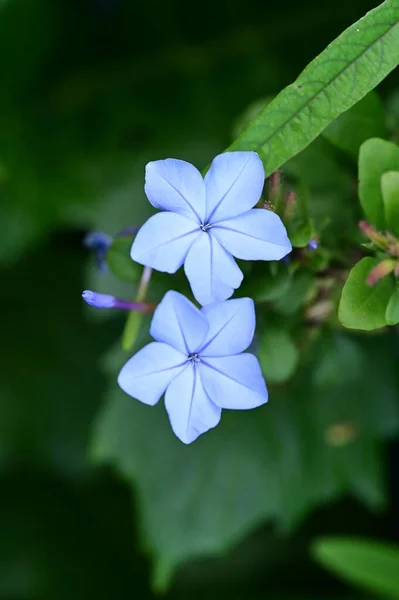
left=91, top=333, right=399, bottom=588
left=338, top=257, right=395, bottom=330
left=386, top=282, right=399, bottom=326
left=312, top=537, right=399, bottom=599
left=359, top=139, right=399, bottom=228
left=106, top=236, right=141, bottom=283
left=381, top=171, right=399, bottom=237
left=323, top=92, right=387, bottom=156
left=258, top=328, right=299, bottom=383
left=228, top=0, right=399, bottom=173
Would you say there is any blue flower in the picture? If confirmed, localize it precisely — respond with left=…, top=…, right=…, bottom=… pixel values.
left=118, top=290, right=268, bottom=444
left=131, top=152, right=292, bottom=305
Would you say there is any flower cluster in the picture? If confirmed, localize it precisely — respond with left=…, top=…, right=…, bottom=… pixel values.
left=84, top=151, right=292, bottom=444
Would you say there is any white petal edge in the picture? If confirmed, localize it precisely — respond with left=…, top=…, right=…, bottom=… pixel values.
left=164, top=364, right=221, bottom=444
left=150, top=290, right=208, bottom=355
left=184, top=232, right=243, bottom=306
left=131, top=212, right=200, bottom=273
left=205, top=151, right=265, bottom=223
left=118, top=342, right=187, bottom=406
left=200, top=354, right=268, bottom=410
left=145, top=158, right=206, bottom=222
left=199, top=297, right=255, bottom=357
left=211, top=208, right=292, bottom=261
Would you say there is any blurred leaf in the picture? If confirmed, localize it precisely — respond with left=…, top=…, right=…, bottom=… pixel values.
left=258, top=328, right=299, bottom=384
left=338, top=257, right=394, bottom=330
left=313, top=537, right=399, bottom=599
left=323, top=92, right=387, bottom=156
left=284, top=138, right=355, bottom=247
left=359, top=139, right=399, bottom=228
left=287, top=219, right=313, bottom=248
left=228, top=1, right=399, bottom=173
left=386, top=282, right=399, bottom=325
left=107, top=236, right=141, bottom=283
left=241, top=263, right=291, bottom=302
left=91, top=331, right=399, bottom=588
left=381, top=171, right=399, bottom=237
left=274, top=271, right=315, bottom=315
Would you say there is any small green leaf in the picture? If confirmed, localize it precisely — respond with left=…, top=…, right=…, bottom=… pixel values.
left=386, top=283, right=399, bottom=326
left=338, top=257, right=395, bottom=330
left=107, top=236, right=141, bottom=283
left=228, top=1, right=399, bottom=173
left=312, top=537, right=399, bottom=599
left=258, top=329, right=299, bottom=384
left=381, top=171, right=399, bottom=237
left=359, top=139, right=399, bottom=228
left=323, top=92, right=387, bottom=156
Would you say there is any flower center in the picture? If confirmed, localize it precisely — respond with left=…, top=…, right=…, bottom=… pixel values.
left=188, top=352, right=201, bottom=363
left=200, top=222, right=212, bottom=232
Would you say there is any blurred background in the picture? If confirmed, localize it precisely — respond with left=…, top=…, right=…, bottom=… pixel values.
left=1, top=0, right=399, bottom=598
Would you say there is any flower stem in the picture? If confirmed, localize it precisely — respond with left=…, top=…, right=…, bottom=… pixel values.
left=122, top=266, right=153, bottom=351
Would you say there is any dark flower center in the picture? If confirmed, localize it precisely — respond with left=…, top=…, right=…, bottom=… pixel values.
left=188, top=352, right=201, bottom=363
left=200, top=222, right=212, bottom=232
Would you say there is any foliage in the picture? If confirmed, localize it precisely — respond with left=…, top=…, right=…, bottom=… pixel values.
left=313, top=537, right=399, bottom=599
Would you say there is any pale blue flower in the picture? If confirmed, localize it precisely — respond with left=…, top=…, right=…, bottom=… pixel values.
left=118, top=290, right=267, bottom=444
left=131, top=152, right=292, bottom=305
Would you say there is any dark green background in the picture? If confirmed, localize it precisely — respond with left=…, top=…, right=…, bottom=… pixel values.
left=1, top=0, right=398, bottom=598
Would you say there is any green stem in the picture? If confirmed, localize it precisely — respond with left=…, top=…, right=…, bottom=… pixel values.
left=122, top=266, right=152, bottom=351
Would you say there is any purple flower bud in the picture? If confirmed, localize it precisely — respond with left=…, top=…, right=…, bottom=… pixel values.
left=82, top=290, right=116, bottom=308
left=308, top=240, right=318, bottom=250
left=84, top=231, right=112, bottom=273
left=82, top=290, right=156, bottom=313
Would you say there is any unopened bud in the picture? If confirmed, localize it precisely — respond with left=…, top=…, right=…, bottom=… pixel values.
left=308, top=239, right=318, bottom=250
left=284, top=190, right=297, bottom=219
left=267, top=171, right=281, bottom=210
left=82, top=290, right=155, bottom=312
left=366, top=259, right=395, bottom=286
left=84, top=231, right=113, bottom=273
left=358, top=221, right=388, bottom=248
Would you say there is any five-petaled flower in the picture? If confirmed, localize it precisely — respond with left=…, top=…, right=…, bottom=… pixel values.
left=131, top=151, right=292, bottom=305
left=118, top=290, right=268, bottom=444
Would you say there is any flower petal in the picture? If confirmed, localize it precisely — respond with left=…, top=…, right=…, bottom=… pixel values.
left=150, top=290, right=208, bottom=354
left=131, top=212, right=200, bottom=273
left=164, top=364, right=221, bottom=444
left=184, top=232, right=243, bottom=306
left=205, top=151, right=264, bottom=223
left=118, top=342, right=186, bottom=406
left=199, top=297, right=255, bottom=357
left=145, top=159, right=206, bottom=222
left=200, top=354, right=268, bottom=409
left=212, top=208, right=292, bottom=261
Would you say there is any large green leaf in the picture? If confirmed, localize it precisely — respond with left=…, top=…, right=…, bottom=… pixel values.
left=90, top=333, right=399, bottom=589
left=313, top=537, right=399, bottom=599
left=338, top=257, right=395, bottom=330
left=228, top=0, right=399, bottom=173
left=358, top=139, right=399, bottom=228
